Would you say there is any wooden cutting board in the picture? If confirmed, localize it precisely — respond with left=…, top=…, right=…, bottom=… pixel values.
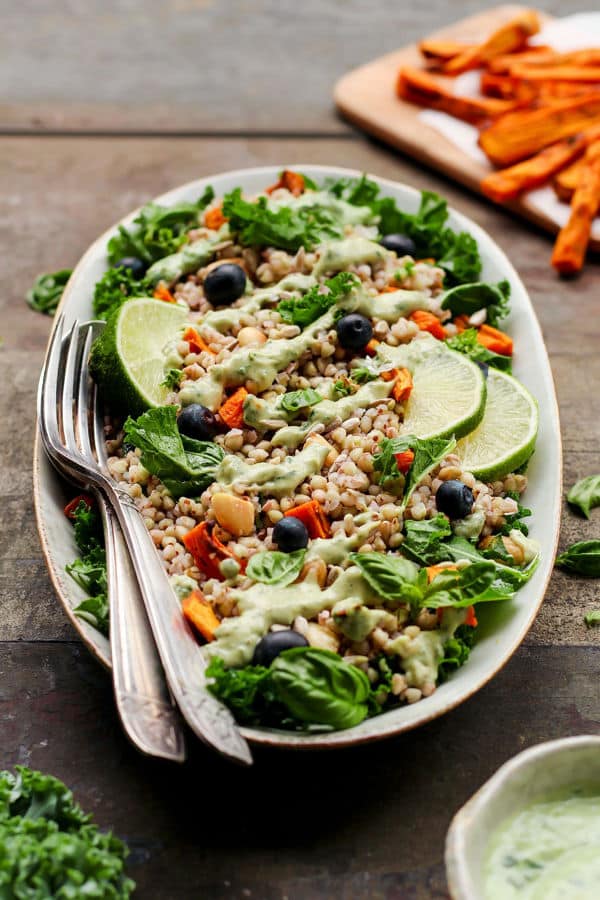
left=334, top=5, right=600, bottom=251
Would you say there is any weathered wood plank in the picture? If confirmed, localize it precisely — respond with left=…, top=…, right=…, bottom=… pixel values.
left=0, top=135, right=599, bottom=645
left=3, top=0, right=598, bottom=133
left=0, top=642, right=598, bottom=898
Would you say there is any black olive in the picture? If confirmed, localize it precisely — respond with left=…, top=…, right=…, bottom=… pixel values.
left=113, top=256, right=147, bottom=279
left=336, top=313, right=373, bottom=352
left=380, top=233, right=417, bottom=256
left=435, top=480, right=475, bottom=520
left=203, top=263, right=246, bottom=306
left=252, top=630, right=309, bottom=667
left=272, top=517, right=309, bottom=552
left=177, top=404, right=219, bottom=441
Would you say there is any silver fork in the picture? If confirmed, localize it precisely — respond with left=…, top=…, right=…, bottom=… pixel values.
left=38, top=316, right=252, bottom=766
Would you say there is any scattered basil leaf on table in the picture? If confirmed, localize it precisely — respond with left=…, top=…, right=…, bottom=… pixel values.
left=246, top=550, right=307, bottom=586
left=26, top=269, right=72, bottom=316
left=441, top=279, right=511, bottom=327
left=124, top=406, right=224, bottom=497
left=556, top=541, right=600, bottom=577
left=278, top=388, right=322, bottom=414
left=584, top=610, right=600, bottom=628
left=567, top=474, right=600, bottom=519
left=446, top=328, right=512, bottom=373
left=277, top=271, right=359, bottom=327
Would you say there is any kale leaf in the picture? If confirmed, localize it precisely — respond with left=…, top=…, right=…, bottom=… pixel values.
left=373, top=434, right=456, bottom=508
left=441, top=280, right=511, bottom=327
left=438, top=625, right=477, bottom=683
left=107, top=187, right=215, bottom=265
left=66, top=501, right=109, bottom=636
left=402, top=514, right=453, bottom=565
left=446, top=328, right=512, bottom=373
left=93, top=266, right=150, bottom=320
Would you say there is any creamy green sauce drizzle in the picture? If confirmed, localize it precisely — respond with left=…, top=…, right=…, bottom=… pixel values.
left=146, top=228, right=228, bottom=284
left=199, top=273, right=316, bottom=333
left=215, top=441, right=330, bottom=497
left=484, top=787, right=600, bottom=899
left=312, top=237, right=389, bottom=277
left=266, top=190, right=376, bottom=227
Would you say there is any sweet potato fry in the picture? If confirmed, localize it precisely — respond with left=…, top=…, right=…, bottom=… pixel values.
left=419, top=38, right=473, bottom=64
left=397, top=67, right=520, bottom=124
left=480, top=71, right=536, bottom=101
left=442, top=10, right=541, bottom=75
left=479, top=95, right=600, bottom=166
left=552, top=142, right=600, bottom=274
left=503, top=48, right=600, bottom=72
left=480, top=134, right=588, bottom=202
left=487, top=46, right=557, bottom=75
left=553, top=155, right=587, bottom=202
left=512, top=64, right=600, bottom=83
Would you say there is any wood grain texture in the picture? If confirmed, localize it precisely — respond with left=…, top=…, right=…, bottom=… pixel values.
left=0, top=642, right=598, bottom=899
left=1, top=135, right=599, bottom=649
left=1, top=0, right=598, bottom=133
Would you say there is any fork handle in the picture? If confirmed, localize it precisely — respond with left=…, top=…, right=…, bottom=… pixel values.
left=100, top=499, right=187, bottom=762
left=104, top=482, right=252, bottom=766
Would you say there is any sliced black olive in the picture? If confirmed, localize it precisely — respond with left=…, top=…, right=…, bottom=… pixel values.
left=252, top=630, right=309, bottom=667
left=435, top=480, right=475, bottom=520
left=203, top=263, right=246, bottom=306
left=177, top=404, right=219, bottom=441
left=336, top=313, right=373, bottom=352
left=379, top=233, right=417, bottom=256
left=273, top=517, right=309, bottom=552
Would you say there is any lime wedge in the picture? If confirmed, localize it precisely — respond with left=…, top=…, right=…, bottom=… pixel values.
left=455, top=368, right=538, bottom=481
left=89, top=298, right=187, bottom=416
left=400, top=344, right=487, bottom=441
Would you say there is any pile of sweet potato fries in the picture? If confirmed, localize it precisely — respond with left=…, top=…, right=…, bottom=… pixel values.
left=397, top=10, right=600, bottom=275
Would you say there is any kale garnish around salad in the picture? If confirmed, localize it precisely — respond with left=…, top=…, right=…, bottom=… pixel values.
left=66, top=500, right=109, bottom=636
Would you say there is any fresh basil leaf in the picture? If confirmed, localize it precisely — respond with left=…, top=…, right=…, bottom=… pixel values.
left=26, top=269, right=72, bottom=316
left=423, top=561, right=513, bottom=609
left=556, top=541, right=600, bottom=577
left=402, top=515, right=452, bottom=565
left=222, top=187, right=342, bottom=251
left=93, top=266, right=150, bottom=320
left=567, top=474, right=600, bottom=519
left=443, top=536, right=538, bottom=588
left=279, top=388, right=322, bottom=414
left=107, top=188, right=214, bottom=265
left=124, top=406, right=224, bottom=497
left=246, top=550, right=306, bottom=586
left=374, top=434, right=456, bottom=509
left=277, top=271, right=359, bottom=327
left=584, top=609, right=600, bottom=627
left=446, top=328, right=512, bottom=373
left=270, top=647, right=371, bottom=730
left=349, top=552, right=425, bottom=605
left=441, top=280, right=511, bottom=328
left=0, top=767, right=134, bottom=896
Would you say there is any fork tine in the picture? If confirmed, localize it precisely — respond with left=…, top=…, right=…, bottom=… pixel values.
left=38, top=315, right=66, bottom=455
left=61, top=320, right=82, bottom=453
left=76, top=325, right=97, bottom=460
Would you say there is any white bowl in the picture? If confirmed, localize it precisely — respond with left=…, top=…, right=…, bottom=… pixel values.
left=33, top=164, right=562, bottom=749
left=445, top=735, right=600, bottom=899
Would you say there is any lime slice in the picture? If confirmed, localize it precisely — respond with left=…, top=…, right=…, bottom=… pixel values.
left=400, top=344, right=487, bottom=441
left=89, top=298, right=187, bottom=416
left=455, top=368, right=538, bottom=481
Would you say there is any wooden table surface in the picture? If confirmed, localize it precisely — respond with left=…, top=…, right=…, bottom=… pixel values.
left=2, top=2, right=600, bottom=897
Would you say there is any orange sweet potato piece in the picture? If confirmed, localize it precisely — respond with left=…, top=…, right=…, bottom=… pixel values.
left=477, top=325, right=513, bottom=356
left=553, top=155, right=587, bottom=202
left=512, top=64, right=600, bottom=83
left=392, top=367, right=413, bottom=403
left=218, top=387, right=249, bottom=429
left=284, top=500, right=331, bottom=539
left=182, top=326, right=215, bottom=355
left=182, top=589, right=220, bottom=642
left=426, top=563, right=459, bottom=583
left=409, top=309, right=446, bottom=340
left=442, top=10, right=541, bottom=76
left=479, top=95, right=600, bottom=166
left=419, top=38, right=474, bottom=65
left=552, top=142, right=600, bottom=274
left=487, top=46, right=557, bottom=75
left=183, top=522, right=240, bottom=580
left=265, top=169, right=306, bottom=196
left=365, top=338, right=380, bottom=356
left=480, top=134, right=587, bottom=203
left=397, top=66, right=521, bottom=124
left=153, top=285, right=176, bottom=303
left=394, top=449, right=415, bottom=474
left=204, top=204, right=227, bottom=229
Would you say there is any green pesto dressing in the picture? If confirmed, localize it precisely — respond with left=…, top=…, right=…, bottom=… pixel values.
left=387, top=607, right=465, bottom=687
left=199, top=273, right=316, bottom=333
left=146, top=228, right=228, bottom=284
left=215, top=441, right=329, bottom=497
left=484, top=787, right=600, bottom=899
left=178, top=309, right=336, bottom=410
left=266, top=190, right=377, bottom=227
left=313, top=237, right=389, bottom=277
left=204, top=565, right=379, bottom=667
left=348, top=288, right=435, bottom=322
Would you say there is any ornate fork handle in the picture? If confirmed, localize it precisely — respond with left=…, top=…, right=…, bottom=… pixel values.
left=107, top=482, right=252, bottom=765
